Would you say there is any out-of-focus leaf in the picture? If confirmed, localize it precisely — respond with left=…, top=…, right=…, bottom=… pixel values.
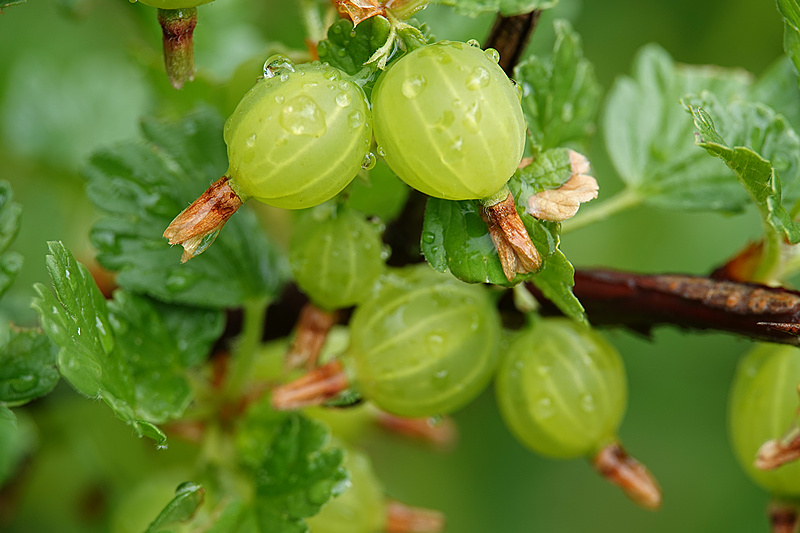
left=1, top=0, right=27, bottom=11
left=0, top=409, right=36, bottom=487
left=145, top=482, right=206, bottom=533
left=254, top=414, right=349, bottom=533
left=750, top=57, right=800, bottom=136
left=778, top=0, right=800, bottom=78
left=436, top=0, right=557, bottom=17
left=0, top=328, right=58, bottom=408
left=515, top=20, right=601, bottom=151
left=603, top=44, right=753, bottom=212
left=85, top=108, right=288, bottom=309
left=347, top=160, right=410, bottom=223
left=684, top=100, right=800, bottom=244
left=0, top=181, right=22, bottom=300
left=32, top=243, right=222, bottom=445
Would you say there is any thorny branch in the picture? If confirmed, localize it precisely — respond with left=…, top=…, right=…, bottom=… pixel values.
left=527, top=269, right=800, bottom=346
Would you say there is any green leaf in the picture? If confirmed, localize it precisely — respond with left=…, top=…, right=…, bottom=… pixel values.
left=515, top=20, right=601, bottom=151
left=0, top=0, right=27, bottom=11
left=513, top=147, right=573, bottom=199
left=254, top=414, right=349, bottom=533
left=603, top=44, right=753, bottom=212
left=684, top=100, right=800, bottom=244
left=750, top=57, right=800, bottom=136
left=32, top=242, right=223, bottom=444
left=145, top=482, right=206, bottom=533
left=347, top=160, right=410, bottom=222
left=84, top=108, right=288, bottom=308
left=0, top=327, right=58, bottom=408
left=778, top=0, right=800, bottom=77
left=317, top=18, right=390, bottom=77
left=0, top=181, right=23, bottom=300
left=437, top=0, right=557, bottom=17
left=0, top=410, right=36, bottom=487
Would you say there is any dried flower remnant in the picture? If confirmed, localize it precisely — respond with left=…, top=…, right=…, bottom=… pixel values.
left=480, top=192, right=541, bottom=281
left=593, top=442, right=662, bottom=510
left=527, top=150, right=598, bottom=222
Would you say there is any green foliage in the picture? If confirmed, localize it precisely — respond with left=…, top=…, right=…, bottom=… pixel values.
left=684, top=97, right=800, bottom=244
left=32, top=242, right=223, bottom=445
left=0, top=410, right=35, bottom=486
left=85, top=109, right=288, bottom=308
left=145, top=482, right=206, bottom=533
left=0, top=181, right=22, bottom=300
left=515, top=20, right=601, bottom=152
left=254, top=414, right=349, bottom=533
left=0, top=328, right=58, bottom=409
left=346, top=160, right=410, bottom=222
left=317, top=18, right=390, bottom=77
left=603, top=44, right=753, bottom=211
left=436, top=0, right=557, bottom=17
left=777, top=0, right=800, bottom=78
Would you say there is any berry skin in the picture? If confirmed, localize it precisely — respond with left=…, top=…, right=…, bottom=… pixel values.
left=729, top=343, right=800, bottom=497
left=345, top=267, right=501, bottom=417
left=495, top=318, right=627, bottom=459
left=289, top=206, right=384, bottom=311
left=372, top=41, right=526, bottom=201
left=224, top=58, right=372, bottom=209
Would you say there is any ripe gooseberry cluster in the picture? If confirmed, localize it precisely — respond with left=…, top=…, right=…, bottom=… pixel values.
left=165, top=39, right=539, bottom=280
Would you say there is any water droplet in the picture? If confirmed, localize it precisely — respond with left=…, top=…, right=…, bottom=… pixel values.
left=452, top=98, right=462, bottom=108
left=166, top=270, right=197, bottom=292
left=380, top=244, right=391, bottom=260
left=335, top=92, right=351, bottom=108
left=534, top=396, right=554, bottom=419
left=420, top=45, right=453, bottom=64
left=280, top=95, right=327, bottom=136
left=377, top=145, right=386, bottom=157
left=401, top=74, right=427, bottom=99
left=280, top=72, right=290, bottom=82
left=484, top=47, right=500, bottom=63
left=580, top=393, right=596, bottom=412
left=246, top=133, right=257, bottom=147
left=466, top=66, right=490, bottom=90
left=450, top=136, right=463, bottom=153
left=263, top=55, right=295, bottom=78
left=77, top=327, right=81, bottom=336
left=64, top=269, right=71, bottom=280
left=434, top=110, right=455, bottom=131
left=432, top=369, right=450, bottom=388
left=466, top=39, right=481, bottom=48
left=361, top=152, right=377, bottom=170
left=349, top=110, right=365, bottom=129
left=337, top=48, right=347, bottom=57
left=323, top=68, right=340, bottom=82
left=536, top=364, right=551, bottom=376
left=426, top=333, right=445, bottom=356
left=422, top=231, right=436, bottom=244
left=332, top=24, right=342, bottom=33
left=511, top=79, right=523, bottom=99
left=461, top=101, right=482, bottom=133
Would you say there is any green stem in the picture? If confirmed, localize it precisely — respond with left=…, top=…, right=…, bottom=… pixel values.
left=561, top=188, right=642, bottom=234
left=224, top=298, right=268, bottom=400
left=752, top=230, right=782, bottom=284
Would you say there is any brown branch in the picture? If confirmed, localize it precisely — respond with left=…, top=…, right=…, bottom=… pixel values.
left=527, top=269, right=800, bottom=346
left=484, top=10, right=542, bottom=76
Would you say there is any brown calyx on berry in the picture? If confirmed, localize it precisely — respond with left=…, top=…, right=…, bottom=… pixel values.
left=375, top=412, right=458, bottom=450
left=163, top=176, right=243, bottom=262
left=385, top=500, right=446, bottom=533
left=285, top=303, right=339, bottom=371
left=592, top=442, right=662, bottom=511
left=769, top=501, right=800, bottom=533
left=271, top=359, right=349, bottom=410
left=158, top=7, right=198, bottom=90
left=480, top=190, right=541, bottom=282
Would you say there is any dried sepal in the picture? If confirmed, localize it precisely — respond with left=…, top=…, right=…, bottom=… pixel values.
left=385, top=500, right=446, bottom=533
left=592, top=442, right=662, bottom=511
left=163, top=176, right=243, bottom=262
left=331, top=0, right=384, bottom=25
left=769, top=501, right=800, bottom=533
left=158, top=8, right=198, bottom=90
left=376, top=412, right=458, bottom=450
left=527, top=150, right=598, bottom=222
left=480, top=192, right=541, bottom=282
left=285, top=303, right=339, bottom=371
left=271, top=360, right=349, bottom=410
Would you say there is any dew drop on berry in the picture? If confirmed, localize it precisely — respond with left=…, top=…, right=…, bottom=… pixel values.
left=466, top=39, right=481, bottom=48
left=426, top=333, right=445, bottom=356
left=432, top=369, right=450, bottom=388
left=349, top=110, right=365, bottom=129
left=280, top=95, right=327, bottom=136
left=377, top=145, right=386, bottom=156
left=466, top=66, right=490, bottom=90
left=580, top=393, right=596, bottom=413
left=434, top=110, right=455, bottom=131
left=461, top=101, right=482, bottom=133
left=246, top=133, right=257, bottom=147
left=335, top=92, right=352, bottom=108
left=275, top=94, right=285, bottom=104
left=361, top=152, right=377, bottom=170
left=484, top=47, right=500, bottom=63
left=263, top=55, right=295, bottom=78
left=401, top=74, right=427, bottom=98
left=535, top=396, right=554, bottom=419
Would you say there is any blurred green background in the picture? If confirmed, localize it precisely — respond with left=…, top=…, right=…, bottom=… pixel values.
left=0, top=0, right=788, bottom=531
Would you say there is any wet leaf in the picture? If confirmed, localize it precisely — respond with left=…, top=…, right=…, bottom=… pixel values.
left=145, top=482, right=206, bottom=533
left=437, top=0, right=557, bottom=17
